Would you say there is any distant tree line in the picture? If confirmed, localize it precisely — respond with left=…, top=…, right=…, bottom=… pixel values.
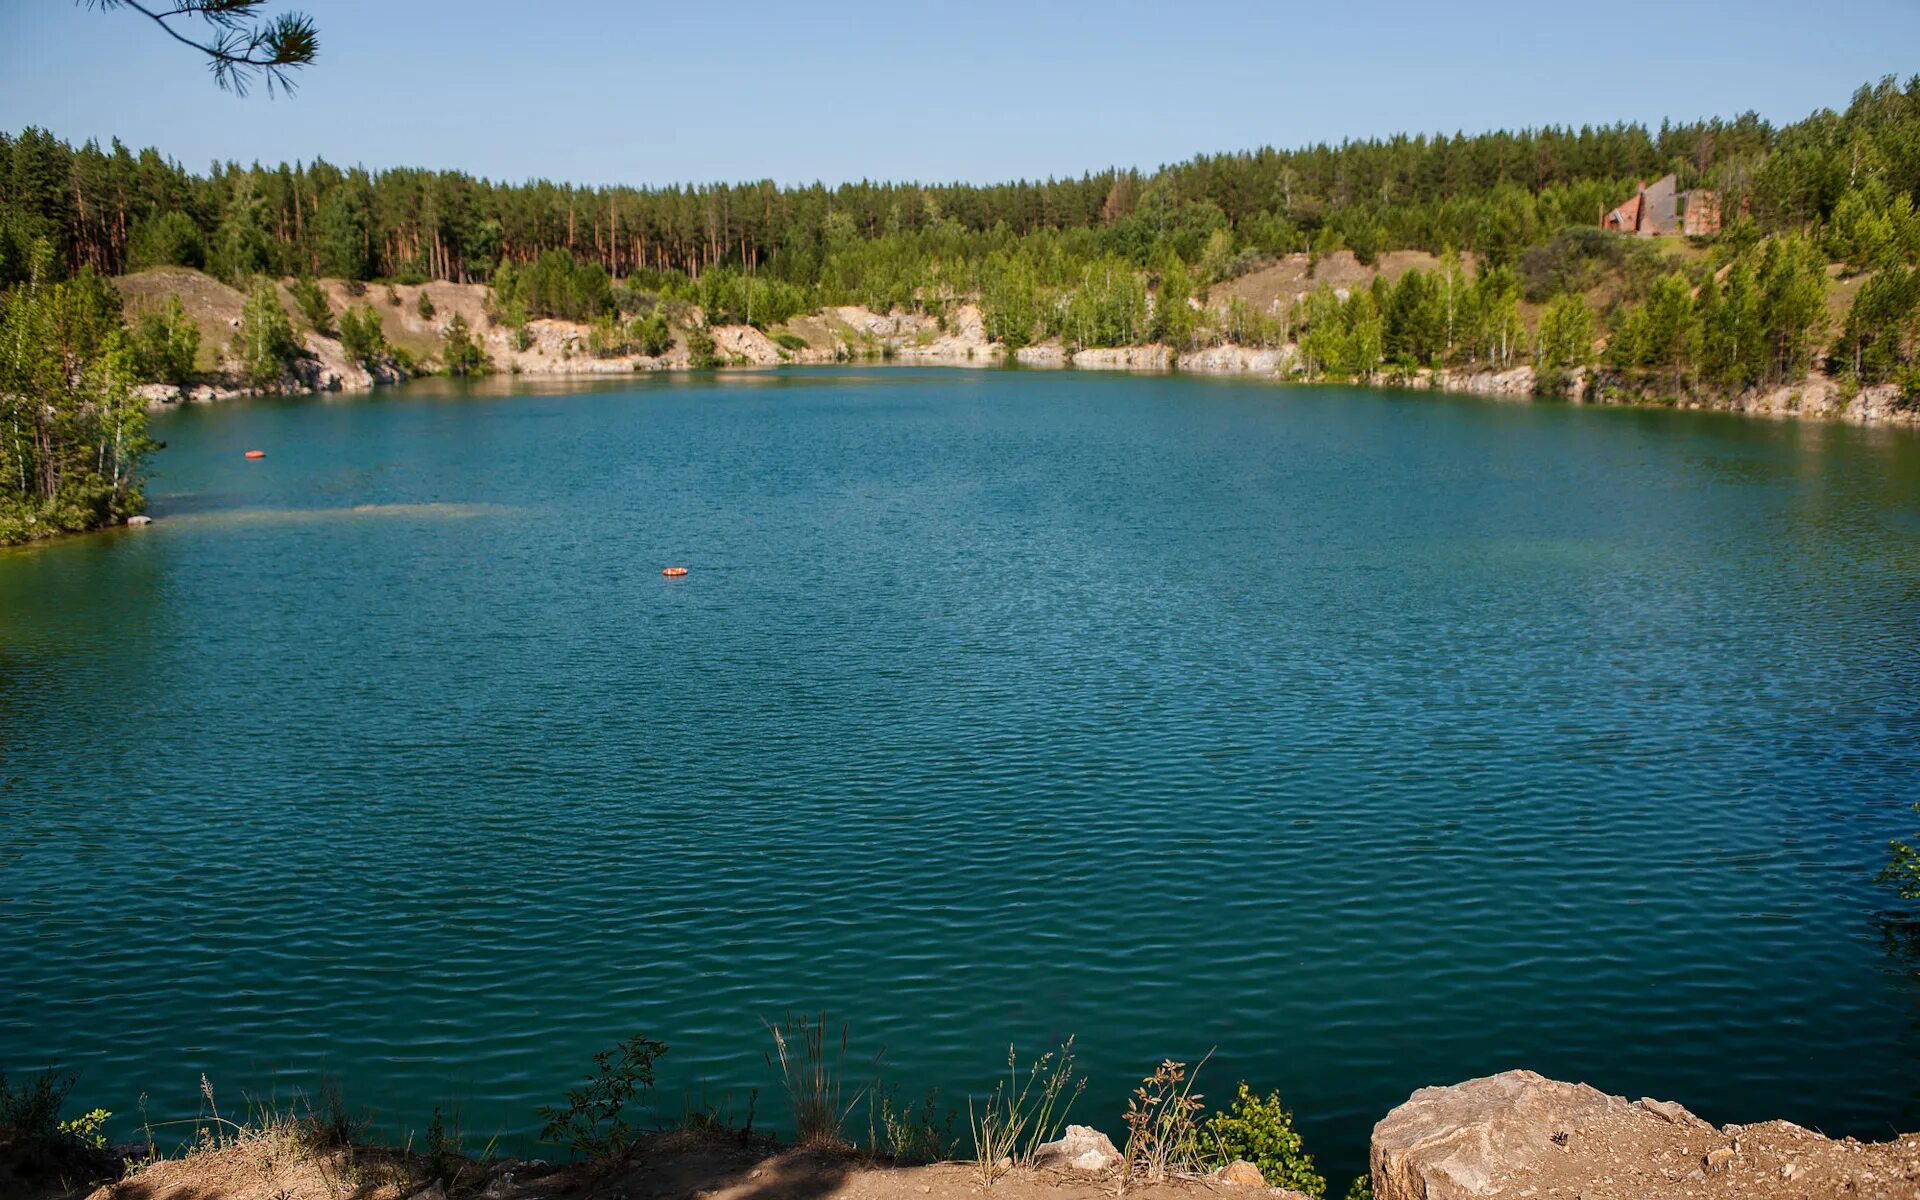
left=5, top=79, right=1912, bottom=293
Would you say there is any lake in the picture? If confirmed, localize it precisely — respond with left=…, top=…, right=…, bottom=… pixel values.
left=4, top=368, right=1919, bottom=1177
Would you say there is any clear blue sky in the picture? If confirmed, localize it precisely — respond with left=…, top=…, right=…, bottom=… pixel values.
left=2, top=0, right=1916, bottom=189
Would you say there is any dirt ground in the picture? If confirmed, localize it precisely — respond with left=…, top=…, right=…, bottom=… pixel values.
left=32, top=1135, right=1291, bottom=1200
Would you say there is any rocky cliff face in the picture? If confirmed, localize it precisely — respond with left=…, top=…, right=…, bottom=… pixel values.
left=1372, top=1070, right=1920, bottom=1200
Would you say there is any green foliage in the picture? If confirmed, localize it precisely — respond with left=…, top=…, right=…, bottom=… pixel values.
left=685, top=325, right=720, bottom=369
left=0, top=1068, right=108, bottom=1169
left=129, top=294, right=201, bottom=385
left=1202, top=1084, right=1326, bottom=1200
left=870, top=1086, right=956, bottom=1165
left=1609, top=234, right=1829, bottom=395
left=1345, top=1175, right=1375, bottom=1200
left=1535, top=293, right=1595, bottom=378
left=696, top=267, right=809, bottom=328
left=127, top=210, right=205, bottom=271
left=537, top=1033, right=668, bottom=1161
left=57, top=1108, right=111, bottom=1151
left=1880, top=806, right=1920, bottom=900
left=290, top=275, right=332, bottom=331
left=1826, top=180, right=1920, bottom=273
left=0, top=1069, right=75, bottom=1160
left=772, top=330, right=809, bottom=352
left=1835, top=266, right=1920, bottom=382
left=1220, top=295, right=1286, bottom=348
left=312, top=190, right=370, bottom=280
left=415, top=289, right=436, bottom=320
left=232, top=280, right=302, bottom=389
left=0, top=243, right=150, bottom=542
left=439, top=312, right=491, bottom=376
left=493, top=250, right=612, bottom=323
left=337, top=302, right=389, bottom=368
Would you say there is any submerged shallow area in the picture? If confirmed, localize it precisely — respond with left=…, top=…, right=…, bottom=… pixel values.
left=3, top=368, right=1919, bottom=1173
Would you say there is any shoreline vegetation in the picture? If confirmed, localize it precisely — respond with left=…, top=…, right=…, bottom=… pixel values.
left=6, top=74, right=1920, bottom=544
left=6, top=1018, right=1919, bottom=1200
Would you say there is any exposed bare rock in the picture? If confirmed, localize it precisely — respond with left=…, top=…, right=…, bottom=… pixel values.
left=1208, top=1160, right=1267, bottom=1187
left=1371, top=1069, right=1920, bottom=1200
left=1031, top=1124, right=1121, bottom=1173
left=710, top=324, right=785, bottom=366
left=1179, top=344, right=1297, bottom=376
left=1639, top=1097, right=1709, bottom=1129
left=1430, top=365, right=1538, bottom=397
left=1072, top=345, right=1174, bottom=371
left=1014, top=343, right=1069, bottom=367
left=894, top=303, right=998, bottom=364
left=135, top=382, right=182, bottom=409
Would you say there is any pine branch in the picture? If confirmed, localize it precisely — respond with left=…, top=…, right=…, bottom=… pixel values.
left=85, top=0, right=317, bottom=96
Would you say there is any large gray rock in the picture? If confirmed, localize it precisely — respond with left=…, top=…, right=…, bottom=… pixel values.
left=1368, top=1069, right=1920, bottom=1199
left=1371, top=1070, right=1622, bottom=1199
left=1031, top=1124, right=1121, bottom=1172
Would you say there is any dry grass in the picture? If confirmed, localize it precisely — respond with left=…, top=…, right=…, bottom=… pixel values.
left=765, top=1014, right=875, bottom=1153
left=967, top=1040, right=1084, bottom=1187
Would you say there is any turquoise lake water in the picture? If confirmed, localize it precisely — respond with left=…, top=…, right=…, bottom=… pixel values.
left=4, top=368, right=1920, bottom=1176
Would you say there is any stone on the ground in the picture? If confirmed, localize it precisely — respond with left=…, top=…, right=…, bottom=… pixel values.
left=126, top=514, right=153, bottom=526
left=1210, top=1159, right=1267, bottom=1187
left=1031, top=1124, right=1121, bottom=1172
left=1371, top=1070, right=1621, bottom=1199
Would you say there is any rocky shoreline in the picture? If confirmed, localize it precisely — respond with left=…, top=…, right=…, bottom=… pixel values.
left=127, top=278, right=1918, bottom=430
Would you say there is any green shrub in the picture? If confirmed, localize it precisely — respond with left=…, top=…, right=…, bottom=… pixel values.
left=337, top=302, right=389, bottom=368
left=636, top=312, right=673, bottom=357
left=1345, top=1175, right=1374, bottom=1200
left=1202, top=1083, right=1326, bottom=1199
left=685, top=325, right=720, bottom=369
left=538, top=1034, right=667, bottom=1162
left=290, top=275, right=332, bottom=332
left=130, top=294, right=201, bottom=385
left=416, top=290, right=436, bottom=320
left=439, top=313, right=491, bottom=376
left=773, top=331, right=809, bottom=351
left=127, top=211, right=205, bottom=271
left=232, top=281, right=302, bottom=388
left=871, top=1086, right=956, bottom=1165
left=0, top=1069, right=107, bottom=1169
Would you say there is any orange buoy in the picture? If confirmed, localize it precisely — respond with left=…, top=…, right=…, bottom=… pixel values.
left=662, top=566, right=688, bottom=577
left=244, top=450, right=266, bottom=459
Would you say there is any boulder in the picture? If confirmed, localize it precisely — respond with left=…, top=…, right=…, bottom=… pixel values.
left=125, top=514, right=153, bottom=526
left=1371, top=1070, right=1621, bottom=1200
left=1210, top=1159, right=1267, bottom=1187
left=1031, top=1124, right=1121, bottom=1173
left=1370, top=1069, right=1920, bottom=1199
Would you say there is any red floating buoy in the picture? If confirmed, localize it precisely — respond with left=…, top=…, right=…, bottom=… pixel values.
left=244, top=450, right=266, bottom=459
left=662, top=566, right=688, bottom=577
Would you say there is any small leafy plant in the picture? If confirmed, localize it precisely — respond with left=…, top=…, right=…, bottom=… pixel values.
left=869, top=1084, right=956, bottom=1165
left=538, top=1034, right=669, bottom=1162
left=1879, top=804, right=1920, bottom=899
left=1202, top=1083, right=1325, bottom=1199
left=1121, top=1056, right=1209, bottom=1185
